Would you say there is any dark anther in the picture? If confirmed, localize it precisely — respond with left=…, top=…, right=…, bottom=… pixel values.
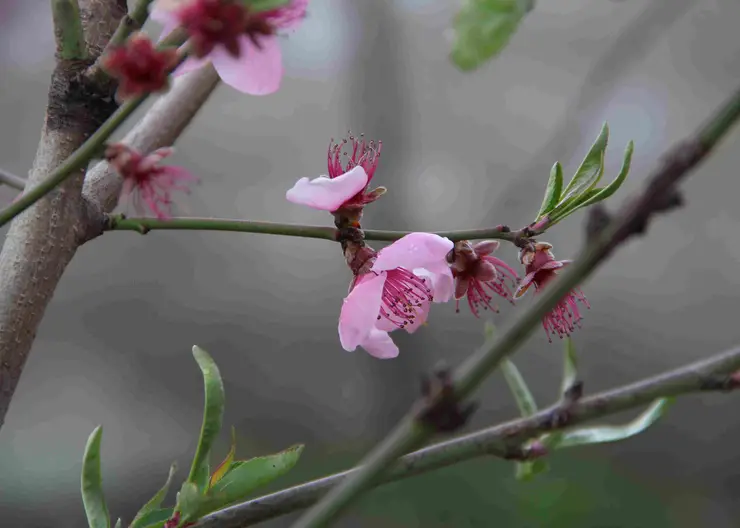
left=416, top=366, right=478, bottom=433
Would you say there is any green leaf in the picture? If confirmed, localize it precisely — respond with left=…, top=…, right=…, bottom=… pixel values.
left=188, top=346, right=225, bottom=484
left=560, top=337, right=578, bottom=396
left=556, top=398, right=674, bottom=449
left=130, top=463, right=177, bottom=527
left=515, top=458, right=549, bottom=481
left=548, top=187, right=603, bottom=225
left=193, top=458, right=211, bottom=494
left=560, top=122, right=609, bottom=204
left=184, top=445, right=305, bottom=521
left=576, top=140, right=634, bottom=209
left=501, top=359, right=538, bottom=417
left=113, top=519, right=121, bottom=528
left=450, top=0, right=530, bottom=72
left=176, top=482, right=203, bottom=523
left=537, top=162, right=563, bottom=220
left=209, top=427, right=237, bottom=489
left=81, top=426, right=110, bottom=528
left=245, top=0, right=291, bottom=12
left=130, top=508, right=174, bottom=528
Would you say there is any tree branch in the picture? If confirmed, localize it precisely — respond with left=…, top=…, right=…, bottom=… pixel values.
left=102, top=215, right=533, bottom=244
left=290, top=86, right=740, bottom=528
left=0, top=168, right=26, bottom=191
left=192, top=344, right=740, bottom=527
left=82, top=65, right=221, bottom=220
left=0, top=0, right=126, bottom=430
left=0, top=44, right=218, bottom=430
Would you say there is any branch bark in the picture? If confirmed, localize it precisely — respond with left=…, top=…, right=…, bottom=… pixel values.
left=0, top=6, right=219, bottom=430
left=192, top=344, right=740, bottom=527
left=0, top=0, right=125, bottom=429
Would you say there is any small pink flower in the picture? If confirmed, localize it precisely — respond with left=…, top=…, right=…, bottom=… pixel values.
left=102, top=33, right=178, bottom=99
left=286, top=133, right=382, bottom=213
left=339, top=233, right=454, bottom=359
left=449, top=240, right=518, bottom=316
left=514, top=242, right=590, bottom=341
left=106, top=144, right=197, bottom=219
left=152, top=0, right=308, bottom=95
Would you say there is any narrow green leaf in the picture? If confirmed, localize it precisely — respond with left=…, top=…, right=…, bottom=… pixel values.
left=176, top=482, right=203, bottom=523
left=81, top=426, right=110, bottom=528
left=450, top=0, right=529, bottom=72
left=209, top=427, right=237, bottom=489
left=188, top=346, right=225, bottom=484
left=130, top=463, right=177, bottom=526
left=576, top=140, right=634, bottom=209
left=560, top=122, right=609, bottom=203
left=515, top=459, right=549, bottom=481
left=130, top=508, right=174, bottom=528
left=560, top=337, right=578, bottom=396
left=501, top=360, right=538, bottom=417
left=537, top=162, right=563, bottom=220
left=546, top=186, right=602, bottom=226
left=556, top=398, right=674, bottom=449
left=193, top=458, right=211, bottom=494
left=184, top=445, right=305, bottom=521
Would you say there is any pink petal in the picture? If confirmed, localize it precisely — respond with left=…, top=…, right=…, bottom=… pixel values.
left=454, top=275, right=471, bottom=300
left=415, top=265, right=454, bottom=303
left=538, top=261, right=565, bottom=272
left=474, top=240, right=500, bottom=256
left=373, top=233, right=453, bottom=273
left=151, top=6, right=179, bottom=43
left=338, top=272, right=386, bottom=352
left=173, top=56, right=212, bottom=78
left=359, top=327, right=399, bottom=359
left=211, top=35, right=283, bottom=95
left=514, top=271, right=537, bottom=299
left=286, top=166, right=369, bottom=211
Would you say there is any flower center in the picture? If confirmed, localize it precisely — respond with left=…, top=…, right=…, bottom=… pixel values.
left=377, top=268, right=433, bottom=329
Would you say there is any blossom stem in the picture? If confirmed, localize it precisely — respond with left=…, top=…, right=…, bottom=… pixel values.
left=51, top=0, right=87, bottom=60
left=104, top=216, right=530, bottom=244
left=191, top=343, right=740, bottom=527
left=0, top=30, right=190, bottom=229
left=288, top=86, right=740, bottom=528
left=0, top=168, right=26, bottom=191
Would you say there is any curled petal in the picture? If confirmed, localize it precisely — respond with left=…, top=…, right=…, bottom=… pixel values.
left=514, top=271, right=537, bottom=299
left=286, top=166, right=369, bottom=211
left=475, top=260, right=498, bottom=282
left=211, top=35, right=282, bottom=95
left=360, top=328, right=399, bottom=359
left=473, top=240, right=500, bottom=256
left=338, top=273, right=386, bottom=352
left=538, top=260, right=565, bottom=271
left=455, top=275, right=471, bottom=300
left=373, top=233, right=454, bottom=273
left=416, top=264, right=454, bottom=303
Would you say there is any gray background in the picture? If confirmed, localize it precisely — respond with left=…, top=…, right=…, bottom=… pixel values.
left=2, top=0, right=740, bottom=526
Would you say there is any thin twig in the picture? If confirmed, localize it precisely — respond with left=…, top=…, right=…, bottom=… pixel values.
left=0, top=168, right=26, bottom=191
left=103, top=216, right=533, bottom=244
left=51, top=0, right=87, bottom=60
left=192, top=344, right=740, bottom=527
left=0, top=29, right=189, bottom=230
left=290, top=86, right=740, bottom=528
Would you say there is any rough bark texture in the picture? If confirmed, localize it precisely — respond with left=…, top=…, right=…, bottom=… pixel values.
left=0, top=0, right=125, bottom=428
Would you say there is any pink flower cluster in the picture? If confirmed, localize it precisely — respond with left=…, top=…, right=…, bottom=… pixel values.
left=285, top=134, right=590, bottom=358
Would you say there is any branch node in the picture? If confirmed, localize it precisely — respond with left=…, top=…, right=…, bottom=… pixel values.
left=416, top=366, right=478, bottom=433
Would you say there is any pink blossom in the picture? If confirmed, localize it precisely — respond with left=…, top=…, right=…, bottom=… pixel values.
left=338, top=233, right=454, bottom=359
left=450, top=240, right=518, bottom=316
left=102, top=33, right=178, bottom=100
left=514, top=242, right=590, bottom=341
left=106, top=144, right=197, bottom=220
left=286, top=134, right=383, bottom=212
left=151, top=0, right=308, bottom=95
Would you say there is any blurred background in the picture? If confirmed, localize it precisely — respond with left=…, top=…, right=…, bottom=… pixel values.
left=2, top=0, right=740, bottom=526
